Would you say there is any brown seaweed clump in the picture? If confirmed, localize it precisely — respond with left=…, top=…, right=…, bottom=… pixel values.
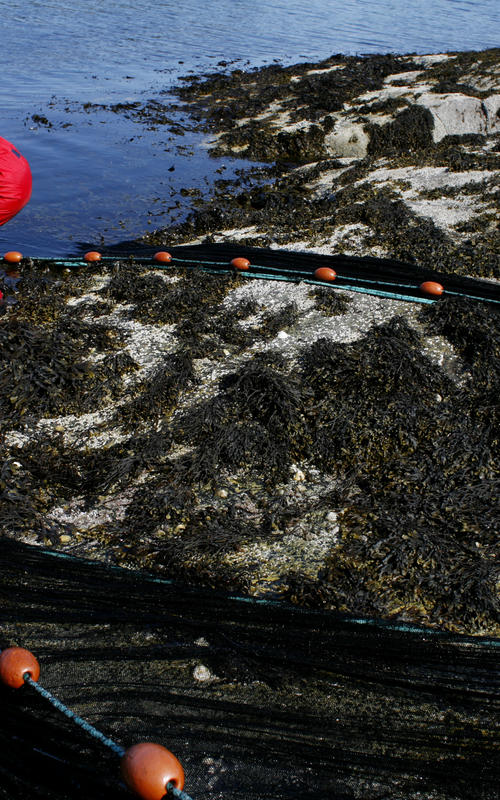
left=0, top=259, right=498, bottom=636
left=286, top=312, right=499, bottom=633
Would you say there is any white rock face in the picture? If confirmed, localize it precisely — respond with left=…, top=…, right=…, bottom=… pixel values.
left=483, top=95, right=500, bottom=131
left=325, top=121, right=370, bottom=158
left=416, top=92, right=500, bottom=141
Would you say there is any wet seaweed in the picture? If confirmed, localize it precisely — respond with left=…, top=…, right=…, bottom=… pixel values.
left=419, top=296, right=500, bottom=447
left=173, top=352, right=309, bottom=486
left=117, top=351, right=196, bottom=429
left=308, top=286, right=352, bottom=315
left=419, top=295, right=500, bottom=370
left=103, top=265, right=238, bottom=325
left=0, top=317, right=131, bottom=427
left=1, top=224, right=499, bottom=635
left=178, top=53, right=419, bottom=164
left=366, top=106, right=435, bottom=156
left=147, top=48, right=500, bottom=282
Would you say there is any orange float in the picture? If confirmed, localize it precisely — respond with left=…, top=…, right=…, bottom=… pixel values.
left=420, top=281, right=444, bottom=297
left=0, top=647, right=40, bottom=689
left=153, top=251, right=172, bottom=264
left=84, top=251, right=102, bottom=262
left=121, top=743, right=185, bottom=800
left=3, top=250, right=23, bottom=263
left=314, top=267, right=336, bottom=282
left=230, top=257, right=250, bottom=271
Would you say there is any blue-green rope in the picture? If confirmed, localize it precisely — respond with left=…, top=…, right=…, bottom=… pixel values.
left=167, top=782, right=195, bottom=800
left=25, top=253, right=500, bottom=305
left=23, top=673, right=195, bottom=800
left=41, top=547, right=500, bottom=647
left=23, top=673, right=126, bottom=757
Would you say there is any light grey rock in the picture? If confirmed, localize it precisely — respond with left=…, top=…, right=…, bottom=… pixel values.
left=415, top=92, right=500, bottom=140
left=324, top=120, right=370, bottom=158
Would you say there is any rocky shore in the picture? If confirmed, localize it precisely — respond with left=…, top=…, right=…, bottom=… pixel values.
left=146, top=48, right=499, bottom=279
left=0, top=49, right=499, bottom=637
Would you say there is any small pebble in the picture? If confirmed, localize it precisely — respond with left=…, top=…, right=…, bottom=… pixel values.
left=193, top=664, right=212, bottom=682
left=59, top=534, right=71, bottom=543
left=216, top=488, right=228, bottom=498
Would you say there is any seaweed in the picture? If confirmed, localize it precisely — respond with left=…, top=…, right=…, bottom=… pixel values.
left=178, top=53, right=419, bottom=164
left=174, top=352, right=309, bottom=485
left=0, top=317, right=131, bottom=427
left=419, top=295, right=500, bottom=370
left=302, top=316, right=449, bottom=403
left=419, top=296, right=500, bottom=446
left=1, top=243, right=498, bottom=635
left=366, top=106, right=435, bottom=156
left=117, top=351, right=195, bottom=429
left=103, top=265, right=237, bottom=325
left=309, top=286, right=351, bottom=315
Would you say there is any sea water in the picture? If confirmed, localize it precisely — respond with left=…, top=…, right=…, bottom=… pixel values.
left=0, top=0, right=498, bottom=255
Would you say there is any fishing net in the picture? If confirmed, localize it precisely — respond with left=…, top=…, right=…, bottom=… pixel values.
left=0, top=245, right=499, bottom=799
left=1, top=538, right=499, bottom=800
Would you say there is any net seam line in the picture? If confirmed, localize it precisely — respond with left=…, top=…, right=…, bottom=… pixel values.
left=37, top=547, right=500, bottom=646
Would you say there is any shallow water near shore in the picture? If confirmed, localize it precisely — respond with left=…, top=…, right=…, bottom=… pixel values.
left=1, top=0, right=499, bottom=255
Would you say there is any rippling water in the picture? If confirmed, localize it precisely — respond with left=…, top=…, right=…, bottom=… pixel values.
left=0, top=0, right=498, bottom=255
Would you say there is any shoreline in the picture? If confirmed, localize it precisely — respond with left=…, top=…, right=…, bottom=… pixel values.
left=144, top=47, right=499, bottom=281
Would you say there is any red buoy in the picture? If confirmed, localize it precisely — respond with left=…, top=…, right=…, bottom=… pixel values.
left=84, top=251, right=102, bottom=262
left=3, top=250, right=23, bottom=263
left=0, top=137, right=32, bottom=227
left=153, top=251, right=172, bottom=264
left=121, top=743, right=185, bottom=800
left=420, top=281, right=444, bottom=297
left=0, top=647, right=40, bottom=689
left=231, top=257, right=250, bottom=271
left=314, top=267, right=336, bottom=282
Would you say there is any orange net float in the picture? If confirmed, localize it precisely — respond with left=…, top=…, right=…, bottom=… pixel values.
left=314, top=267, right=336, bottom=282
left=420, top=281, right=444, bottom=297
left=3, top=250, right=23, bottom=263
left=153, top=251, right=172, bottom=264
left=230, top=257, right=250, bottom=271
left=84, top=251, right=102, bottom=263
left=0, top=646, right=40, bottom=689
left=121, top=742, right=185, bottom=800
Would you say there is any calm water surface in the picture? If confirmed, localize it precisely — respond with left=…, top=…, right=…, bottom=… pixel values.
left=0, top=0, right=498, bottom=255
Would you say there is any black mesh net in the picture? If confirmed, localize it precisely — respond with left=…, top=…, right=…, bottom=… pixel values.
left=1, top=538, right=498, bottom=800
